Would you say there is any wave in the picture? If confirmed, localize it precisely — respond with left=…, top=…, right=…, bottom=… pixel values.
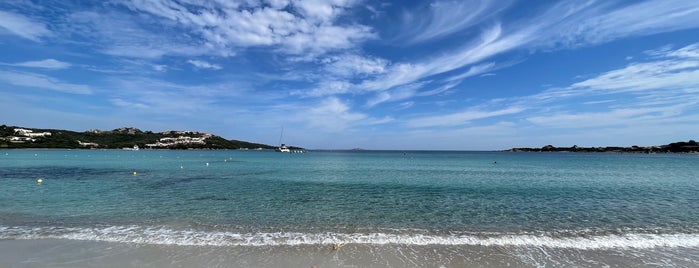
left=2, top=225, right=699, bottom=249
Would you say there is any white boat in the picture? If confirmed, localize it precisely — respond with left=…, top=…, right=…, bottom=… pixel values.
left=276, top=127, right=291, bottom=153
left=276, top=144, right=291, bottom=153
left=123, top=145, right=139, bottom=151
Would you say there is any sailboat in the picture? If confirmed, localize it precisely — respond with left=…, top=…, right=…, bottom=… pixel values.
left=276, top=127, right=290, bottom=153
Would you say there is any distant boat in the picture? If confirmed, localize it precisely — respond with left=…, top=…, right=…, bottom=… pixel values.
left=276, top=127, right=290, bottom=153
left=276, top=143, right=291, bottom=153
left=123, top=145, right=139, bottom=151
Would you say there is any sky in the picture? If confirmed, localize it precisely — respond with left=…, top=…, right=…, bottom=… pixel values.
left=1, top=0, right=698, bottom=150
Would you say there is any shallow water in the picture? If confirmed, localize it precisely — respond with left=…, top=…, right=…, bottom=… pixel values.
left=1, top=149, right=698, bottom=266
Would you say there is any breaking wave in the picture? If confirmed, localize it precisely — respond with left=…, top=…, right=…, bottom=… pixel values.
left=2, top=225, right=699, bottom=249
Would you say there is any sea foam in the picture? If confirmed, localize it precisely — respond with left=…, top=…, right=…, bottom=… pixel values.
left=1, top=225, right=699, bottom=249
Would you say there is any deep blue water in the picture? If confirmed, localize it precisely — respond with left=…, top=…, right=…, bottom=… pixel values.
left=1, top=149, right=698, bottom=248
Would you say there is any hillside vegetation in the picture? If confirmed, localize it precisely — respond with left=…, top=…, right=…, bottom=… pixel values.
left=0, top=125, right=276, bottom=150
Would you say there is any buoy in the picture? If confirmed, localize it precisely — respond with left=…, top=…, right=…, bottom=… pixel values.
left=37, top=178, right=43, bottom=185
left=180, top=165, right=184, bottom=169
left=133, top=171, right=137, bottom=176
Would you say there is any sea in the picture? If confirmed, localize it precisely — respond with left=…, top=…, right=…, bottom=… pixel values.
left=1, top=149, right=698, bottom=267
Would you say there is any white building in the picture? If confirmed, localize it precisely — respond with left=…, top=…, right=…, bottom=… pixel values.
left=14, top=128, right=51, bottom=137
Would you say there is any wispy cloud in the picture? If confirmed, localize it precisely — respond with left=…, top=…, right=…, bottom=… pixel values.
left=536, top=43, right=699, bottom=101
left=110, top=98, right=149, bottom=109
left=526, top=104, right=693, bottom=129
left=3, top=59, right=72, bottom=69
left=536, top=0, right=699, bottom=48
left=406, top=42, right=699, bottom=132
left=360, top=22, right=527, bottom=92
left=523, top=43, right=699, bottom=129
left=351, top=0, right=699, bottom=102
left=187, top=59, right=222, bottom=70
left=445, top=62, right=497, bottom=82
left=398, top=0, right=511, bottom=44
left=298, top=97, right=392, bottom=132
left=408, top=105, right=525, bottom=128
left=302, top=80, right=354, bottom=97
left=365, top=81, right=428, bottom=107
left=302, top=97, right=367, bottom=131
left=571, top=61, right=699, bottom=93
left=0, top=10, right=51, bottom=41
left=64, top=11, right=219, bottom=59
left=0, top=71, right=92, bottom=94
left=104, top=76, right=250, bottom=115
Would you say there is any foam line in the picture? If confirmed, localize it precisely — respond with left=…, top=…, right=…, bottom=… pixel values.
left=2, top=226, right=698, bottom=249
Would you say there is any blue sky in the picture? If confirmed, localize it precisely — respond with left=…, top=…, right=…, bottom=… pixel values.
left=1, top=0, right=698, bottom=150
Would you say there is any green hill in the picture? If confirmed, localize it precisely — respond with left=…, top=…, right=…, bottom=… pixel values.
left=0, top=125, right=277, bottom=150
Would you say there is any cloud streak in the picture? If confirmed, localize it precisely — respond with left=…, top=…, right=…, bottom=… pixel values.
left=0, top=10, right=50, bottom=41
left=344, top=0, right=699, bottom=103
left=523, top=43, right=699, bottom=130
left=188, top=59, right=222, bottom=70
left=538, top=0, right=699, bottom=48
left=404, top=42, right=699, bottom=134
left=408, top=105, right=525, bottom=128
left=399, top=0, right=511, bottom=44
left=0, top=71, right=92, bottom=94
left=3, top=59, right=72, bottom=69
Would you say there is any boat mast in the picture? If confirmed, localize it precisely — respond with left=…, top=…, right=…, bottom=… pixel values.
left=278, top=126, right=284, bottom=146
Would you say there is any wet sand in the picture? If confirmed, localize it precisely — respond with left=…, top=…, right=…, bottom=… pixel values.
left=1, top=239, right=699, bottom=267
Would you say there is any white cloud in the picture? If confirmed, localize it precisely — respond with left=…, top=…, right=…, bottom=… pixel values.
left=152, top=64, right=168, bottom=72
left=110, top=98, right=149, bottom=109
left=300, top=97, right=390, bottom=132
left=408, top=105, right=525, bottom=128
left=278, top=24, right=374, bottom=57
left=4, top=59, right=72, bottom=69
left=666, top=44, right=699, bottom=59
left=322, top=54, right=388, bottom=77
left=293, top=0, right=356, bottom=22
left=571, top=61, right=699, bottom=93
left=0, top=10, right=51, bottom=41
left=526, top=105, right=691, bottom=129
left=356, top=0, right=699, bottom=98
left=530, top=0, right=699, bottom=48
left=187, top=59, right=222, bottom=70
left=365, top=81, right=428, bottom=107
left=303, top=80, right=353, bottom=97
left=303, top=97, right=366, bottom=131
left=445, top=62, right=496, bottom=82
left=65, top=11, right=217, bottom=59
left=360, top=23, right=528, bottom=92
left=522, top=43, right=699, bottom=131
left=0, top=71, right=92, bottom=94
left=417, top=80, right=461, bottom=97
left=104, top=76, right=251, bottom=115
left=399, top=0, right=511, bottom=44
left=536, top=43, right=699, bottom=101
left=119, top=0, right=374, bottom=58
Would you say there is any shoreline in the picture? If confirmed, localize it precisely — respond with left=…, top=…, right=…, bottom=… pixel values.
left=2, top=238, right=698, bottom=268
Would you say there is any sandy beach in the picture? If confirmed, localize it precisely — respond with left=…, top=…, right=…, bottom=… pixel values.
left=2, top=239, right=699, bottom=268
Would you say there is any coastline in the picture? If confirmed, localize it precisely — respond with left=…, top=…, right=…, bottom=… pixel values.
left=2, top=238, right=698, bottom=268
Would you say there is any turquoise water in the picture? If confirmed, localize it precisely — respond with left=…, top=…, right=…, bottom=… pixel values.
left=1, top=149, right=699, bottom=249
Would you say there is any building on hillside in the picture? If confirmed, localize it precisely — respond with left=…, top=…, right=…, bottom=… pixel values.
left=14, top=128, right=51, bottom=138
